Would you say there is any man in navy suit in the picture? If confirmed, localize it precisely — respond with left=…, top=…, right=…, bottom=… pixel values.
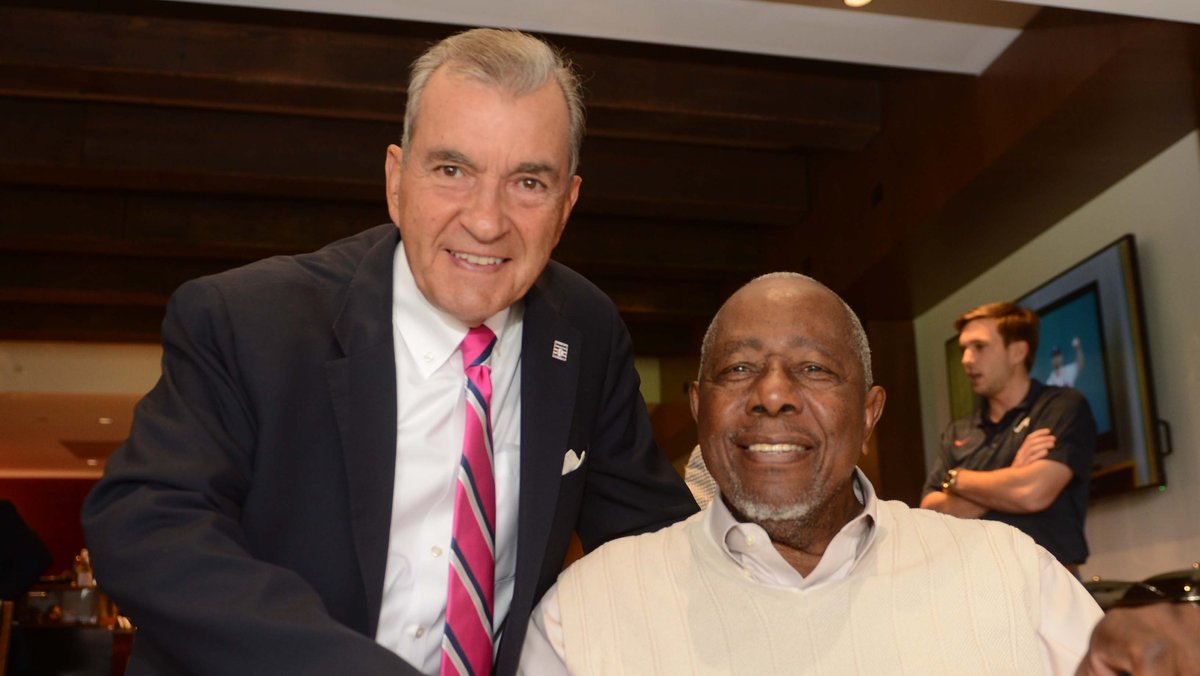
left=82, top=28, right=696, bottom=675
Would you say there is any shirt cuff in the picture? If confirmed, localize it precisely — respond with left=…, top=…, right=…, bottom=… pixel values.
left=517, top=583, right=570, bottom=676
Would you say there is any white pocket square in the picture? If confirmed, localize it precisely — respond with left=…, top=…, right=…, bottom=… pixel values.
left=562, top=449, right=586, bottom=475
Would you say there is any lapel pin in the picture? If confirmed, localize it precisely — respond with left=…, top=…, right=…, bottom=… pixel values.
left=551, top=340, right=569, bottom=362
left=1014, top=416, right=1031, bottom=433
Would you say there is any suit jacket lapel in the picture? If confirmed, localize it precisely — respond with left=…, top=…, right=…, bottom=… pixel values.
left=326, top=227, right=399, bottom=636
left=511, top=271, right=581, bottom=621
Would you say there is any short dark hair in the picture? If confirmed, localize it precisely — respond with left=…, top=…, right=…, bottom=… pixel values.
left=955, top=301, right=1039, bottom=372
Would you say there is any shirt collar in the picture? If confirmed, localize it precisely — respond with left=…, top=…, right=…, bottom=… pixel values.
left=392, top=241, right=517, bottom=379
left=979, top=379, right=1043, bottom=430
left=703, top=467, right=879, bottom=588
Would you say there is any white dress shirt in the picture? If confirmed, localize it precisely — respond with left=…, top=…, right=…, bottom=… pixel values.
left=375, top=242, right=523, bottom=673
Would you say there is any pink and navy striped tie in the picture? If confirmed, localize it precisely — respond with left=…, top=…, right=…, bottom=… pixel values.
left=441, top=325, right=497, bottom=676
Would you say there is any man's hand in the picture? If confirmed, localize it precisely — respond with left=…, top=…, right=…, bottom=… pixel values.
left=1075, top=603, right=1200, bottom=675
left=1012, top=428, right=1055, bottom=467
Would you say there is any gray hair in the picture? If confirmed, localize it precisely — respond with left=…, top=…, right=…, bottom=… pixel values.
left=403, top=28, right=585, bottom=176
left=698, top=272, right=874, bottom=389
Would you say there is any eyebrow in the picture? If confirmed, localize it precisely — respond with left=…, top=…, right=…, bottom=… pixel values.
left=715, top=335, right=839, bottom=362
left=423, top=148, right=561, bottom=181
left=425, top=148, right=475, bottom=169
left=513, top=161, right=560, bottom=179
left=717, top=337, right=763, bottom=357
left=787, top=335, right=838, bottom=361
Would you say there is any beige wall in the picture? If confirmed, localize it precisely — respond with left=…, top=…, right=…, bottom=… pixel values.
left=913, top=131, right=1200, bottom=580
left=0, top=341, right=161, bottom=394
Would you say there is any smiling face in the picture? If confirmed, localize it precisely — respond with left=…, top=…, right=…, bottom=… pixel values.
left=689, top=277, right=885, bottom=528
left=385, top=66, right=581, bottom=325
left=958, top=318, right=1026, bottom=398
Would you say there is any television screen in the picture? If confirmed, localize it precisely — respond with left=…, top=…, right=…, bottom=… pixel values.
left=1028, top=283, right=1113, bottom=440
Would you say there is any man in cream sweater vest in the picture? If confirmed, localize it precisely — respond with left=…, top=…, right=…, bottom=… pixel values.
left=519, top=272, right=1108, bottom=675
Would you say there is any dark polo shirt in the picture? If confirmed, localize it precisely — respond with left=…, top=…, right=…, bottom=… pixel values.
left=923, top=380, right=1097, bottom=565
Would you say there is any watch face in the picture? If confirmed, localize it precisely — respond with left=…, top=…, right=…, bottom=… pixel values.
left=942, top=468, right=958, bottom=491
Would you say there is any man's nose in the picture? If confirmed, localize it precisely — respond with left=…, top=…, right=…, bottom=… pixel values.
left=748, top=365, right=800, bottom=416
left=462, top=181, right=508, bottom=242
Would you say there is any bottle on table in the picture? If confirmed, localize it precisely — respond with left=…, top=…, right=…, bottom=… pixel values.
left=73, top=548, right=94, bottom=588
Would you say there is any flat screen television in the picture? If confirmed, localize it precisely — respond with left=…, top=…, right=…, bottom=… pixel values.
left=944, top=235, right=1166, bottom=500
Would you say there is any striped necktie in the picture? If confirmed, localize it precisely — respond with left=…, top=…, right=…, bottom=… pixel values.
left=441, top=325, right=497, bottom=676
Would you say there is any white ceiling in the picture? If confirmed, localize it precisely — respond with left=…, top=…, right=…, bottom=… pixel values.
left=165, top=0, right=1200, bottom=74
left=4, top=0, right=1198, bottom=477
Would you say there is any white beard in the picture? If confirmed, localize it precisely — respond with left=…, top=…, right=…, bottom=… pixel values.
left=722, top=473, right=818, bottom=522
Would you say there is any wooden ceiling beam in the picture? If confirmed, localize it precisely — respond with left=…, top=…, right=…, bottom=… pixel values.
left=557, top=216, right=764, bottom=277
left=0, top=244, right=748, bottom=315
left=0, top=0, right=871, bottom=351
left=0, top=186, right=765, bottom=278
left=576, top=137, right=806, bottom=224
left=0, top=3, right=879, bottom=152
left=0, top=301, right=167, bottom=343
left=0, top=249, right=730, bottom=347
left=0, top=95, right=807, bottom=225
left=0, top=250, right=220, bottom=300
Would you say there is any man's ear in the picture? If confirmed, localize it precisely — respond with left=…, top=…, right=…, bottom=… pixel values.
left=551, top=175, right=583, bottom=249
left=861, top=385, right=886, bottom=455
left=384, top=144, right=405, bottom=225
left=1008, top=339, right=1030, bottom=370
left=688, top=381, right=701, bottom=424
left=565, top=175, right=582, bottom=214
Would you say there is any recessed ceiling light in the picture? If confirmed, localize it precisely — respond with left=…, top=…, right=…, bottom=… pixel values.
left=86, top=459, right=100, bottom=466
left=98, top=417, right=113, bottom=425
left=844, top=0, right=872, bottom=7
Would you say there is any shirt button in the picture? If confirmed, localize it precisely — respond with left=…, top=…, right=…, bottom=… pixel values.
left=745, top=535, right=756, bottom=546
left=431, top=546, right=443, bottom=557
left=415, top=626, right=426, bottom=638
left=423, top=352, right=433, bottom=363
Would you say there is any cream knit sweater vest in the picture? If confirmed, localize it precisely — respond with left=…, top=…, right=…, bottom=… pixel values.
left=555, top=501, right=1048, bottom=675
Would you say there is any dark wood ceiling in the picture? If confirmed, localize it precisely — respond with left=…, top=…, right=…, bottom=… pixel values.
left=2, top=0, right=1198, bottom=358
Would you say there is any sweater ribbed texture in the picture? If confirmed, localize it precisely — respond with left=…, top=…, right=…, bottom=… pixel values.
left=556, top=501, right=1047, bottom=675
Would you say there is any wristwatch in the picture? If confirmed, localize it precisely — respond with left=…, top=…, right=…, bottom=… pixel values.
left=941, top=467, right=960, bottom=492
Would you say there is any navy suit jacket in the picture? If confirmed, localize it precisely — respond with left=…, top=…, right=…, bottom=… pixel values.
left=82, top=224, right=697, bottom=675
